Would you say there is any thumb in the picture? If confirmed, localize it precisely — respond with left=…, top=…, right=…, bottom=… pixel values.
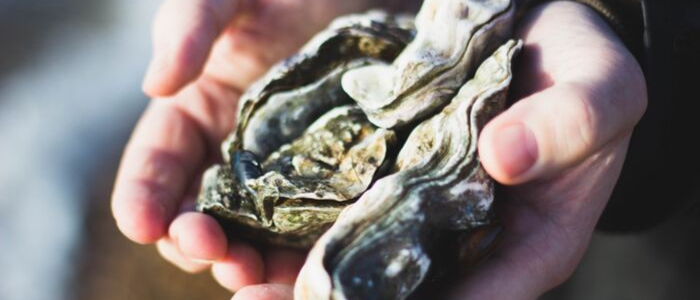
left=142, top=0, right=250, bottom=97
left=478, top=82, right=646, bottom=185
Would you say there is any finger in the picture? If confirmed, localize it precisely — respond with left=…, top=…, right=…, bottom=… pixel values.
left=212, top=242, right=265, bottom=292
left=231, top=284, right=294, bottom=300
left=143, top=0, right=250, bottom=97
left=204, top=1, right=401, bottom=91
left=200, top=1, right=331, bottom=91
left=111, top=103, right=204, bottom=243
left=112, top=80, right=239, bottom=244
left=169, top=212, right=228, bottom=262
left=263, top=248, right=306, bottom=284
left=478, top=82, right=645, bottom=185
left=156, top=238, right=210, bottom=273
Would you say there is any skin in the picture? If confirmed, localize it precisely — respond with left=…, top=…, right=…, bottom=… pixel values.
left=111, top=1, right=646, bottom=299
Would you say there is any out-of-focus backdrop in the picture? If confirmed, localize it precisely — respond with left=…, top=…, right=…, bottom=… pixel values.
left=0, top=1, right=698, bottom=300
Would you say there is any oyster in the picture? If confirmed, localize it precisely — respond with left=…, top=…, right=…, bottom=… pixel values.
left=197, top=0, right=522, bottom=298
left=342, top=0, right=514, bottom=128
left=197, top=11, right=414, bottom=248
left=228, top=11, right=415, bottom=159
left=296, top=39, right=522, bottom=300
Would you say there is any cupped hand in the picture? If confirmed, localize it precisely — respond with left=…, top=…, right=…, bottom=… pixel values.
left=220, top=2, right=648, bottom=300
left=450, top=1, right=647, bottom=299
left=111, top=0, right=414, bottom=293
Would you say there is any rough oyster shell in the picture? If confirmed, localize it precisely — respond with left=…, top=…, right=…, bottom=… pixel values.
left=295, top=40, right=522, bottom=300
left=199, top=105, right=395, bottom=248
left=196, top=0, right=522, bottom=297
left=197, top=11, right=414, bottom=248
left=227, top=11, right=415, bottom=159
left=342, top=0, right=514, bottom=128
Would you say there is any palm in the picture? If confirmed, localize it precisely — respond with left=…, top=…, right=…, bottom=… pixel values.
left=476, top=143, right=629, bottom=299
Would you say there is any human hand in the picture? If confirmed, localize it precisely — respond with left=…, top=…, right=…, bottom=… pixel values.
left=217, top=1, right=648, bottom=300
left=111, top=0, right=416, bottom=294
left=450, top=1, right=647, bottom=298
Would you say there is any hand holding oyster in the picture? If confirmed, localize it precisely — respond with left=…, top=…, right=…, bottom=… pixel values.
left=197, top=0, right=521, bottom=299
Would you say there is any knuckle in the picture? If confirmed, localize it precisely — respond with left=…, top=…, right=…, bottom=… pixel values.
left=158, top=239, right=209, bottom=273
left=131, top=149, right=187, bottom=189
left=562, top=85, right=598, bottom=157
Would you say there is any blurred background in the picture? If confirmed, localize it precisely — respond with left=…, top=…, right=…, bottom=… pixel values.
left=0, top=1, right=698, bottom=300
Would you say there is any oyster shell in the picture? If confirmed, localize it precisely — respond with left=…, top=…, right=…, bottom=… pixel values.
left=342, top=0, right=515, bottom=128
left=296, top=40, right=522, bottom=300
left=227, top=11, right=415, bottom=159
left=199, top=105, right=395, bottom=247
left=197, top=0, right=522, bottom=297
left=197, top=11, right=414, bottom=248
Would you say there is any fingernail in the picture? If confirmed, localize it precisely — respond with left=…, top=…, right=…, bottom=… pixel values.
left=493, top=123, right=538, bottom=177
left=192, top=258, right=216, bottom=264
